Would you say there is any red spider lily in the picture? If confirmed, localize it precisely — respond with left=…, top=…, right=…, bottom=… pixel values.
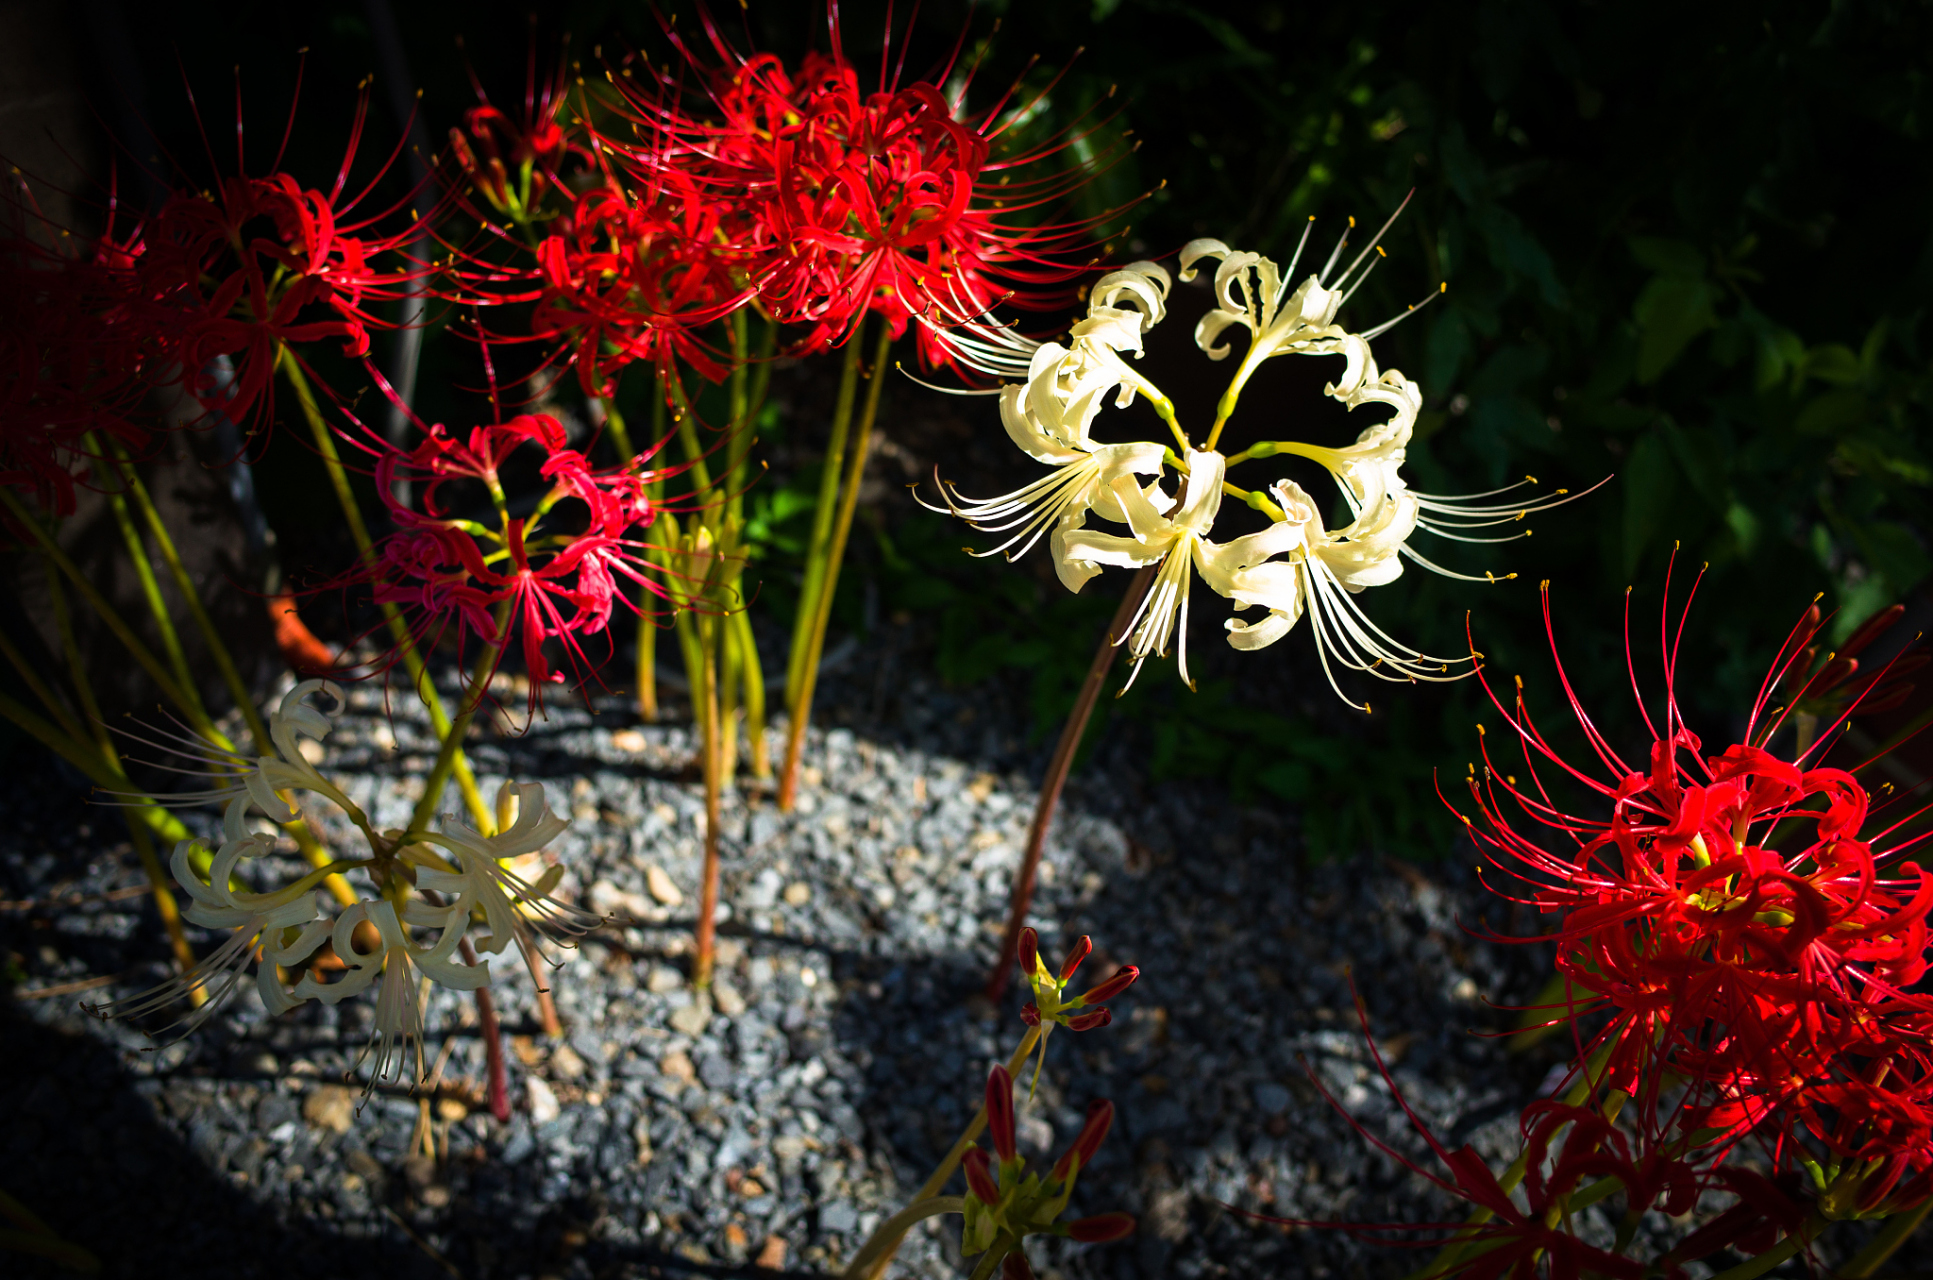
left=1450, top=572, right=1933, bottom=1171
left=442, top=36, right=586, bottom=228
left=1777, top=603, right=1928, bottom=725
left=133, top=75, right=435, bottom=437
left=1015, top=926, right=1137, bottom=1031
left=330, top=410, right=685, bottom=712
left=603, top=3, right=1135, bottom=373
left=0, top=216, right=155, bottom=516
left=529, top=176, right=752, bottom=395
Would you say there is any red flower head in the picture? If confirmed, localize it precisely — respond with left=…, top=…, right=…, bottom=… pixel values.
left=0, top=206, right=155, bottom=517
left=605, top=4, right=1137, bottom=374
left=445, top=45, right=576, bottom=225
left=330, top=407, right=685, bottom=714
left=529, top=176, right=751, bottom=396
left=1454, top=570, right=1933, bottom=1172
left=134, top=81, right=432, bottom=439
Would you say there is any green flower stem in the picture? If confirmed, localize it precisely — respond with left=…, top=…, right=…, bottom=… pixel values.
left=785, top=332, right=866, bottom=712
left=840, top=1198, right=966, bottom=1280
left=106, top=441, right=270, bottom=753
left=277, top=347, right=491, bottom=832
left=847, top=1023, right=1046, bottom=1280
left=778, top=322, right=893, bottom=811
left=403, top=601, right=512, bottom=842
left=1707, top=1214, right=1825, bottom=1280
left=98, top=453, right=211, bottom=733
left=0, top=614, right=85, bottom=745
left=1837, top=1199, right=1933, bottom=1278
left=733, top=608, right=770, bottom=778
left=0, top=490, right=196, bottom=719
left=0, top=1187, right=101, bottom=1273
left=0, top=566, right=203, bottom=983
left=965, top=1233, right=1018, bottom=1280
left=718, top=601, right=743, bottom=789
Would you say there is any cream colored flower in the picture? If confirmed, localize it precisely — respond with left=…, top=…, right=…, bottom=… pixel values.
left=1060, top=450, right=1228, bottom=689
left=411, top=780, right=602, bottom=954
left=114, top=679, right=370, bottom=830
left=293, top=898, right=487, bottom=1089
left=86, top=797, right=330, bottom=1035
left=1198, top=479, right=1478, bottom=707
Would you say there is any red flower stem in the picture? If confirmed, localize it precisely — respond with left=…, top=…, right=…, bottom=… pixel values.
left=278, top=347, right=494, bottom=831
left=460, top=935, right=512, bottom=1124
left=693, top=609, right=725, bottom=989
left=779, top=323, right=893, bottom=811
left=984, top=563, right=1158, bottom=1001
left=843, top=1023, right=1044, bottom=1280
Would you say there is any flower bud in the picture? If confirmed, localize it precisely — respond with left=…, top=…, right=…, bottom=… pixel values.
left=1018, top=927, right=1040, bottom=977
left=986, top=1064, right=1017, bottom=1162
left=1052, top=1098, right=1114, bottom=1180
left=1001, top=1249, right=1038, bottom=1280
left=1059, top=935, right=1092, bottom=983
left=962, top=1146, right=1001, bottom=1205
left=1078, top=964, right=1139, bottom=1005
left=1020, top=1003, right=1041, bottom=1026
left=1065, top=1212, right=1136, bottom=1243
left=1066, top=1008, right=1112, bottom=1031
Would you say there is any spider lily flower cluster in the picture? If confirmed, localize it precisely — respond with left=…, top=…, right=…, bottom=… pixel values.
left=925, top=216, right=1590, bottom=703
left=91, top=681, right=603, bottom=1093
left=1460, top=580, right=1933, bottom=1200
left=1261, top=580, right=1933, bottom=1277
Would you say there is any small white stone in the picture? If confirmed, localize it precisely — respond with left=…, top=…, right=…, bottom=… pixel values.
left=645, top=864, right=685, bottom=907
left=713, top=980, right=746, bottom=1017
left=646, top=965, right=685, bottom=994
left=669, top=996, right=712, bottom=1036
left=782, top=881, right=812, bottom=907
left=526, top=1076, right=560, bottom=1125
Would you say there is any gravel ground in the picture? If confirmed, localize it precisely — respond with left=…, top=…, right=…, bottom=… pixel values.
left=0, top=631, right=1906, bottom=1280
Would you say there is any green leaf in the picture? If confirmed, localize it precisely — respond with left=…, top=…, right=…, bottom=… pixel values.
left=1628, top=237, right=1706, bottom=278
left=1793, top=389, right=1869, bottom=437
left=1622, top=429, right=1681, bottom=578
left=1801, top=343, right=1862, bottom=386
left=1633, top=276, right=1718, bottom=383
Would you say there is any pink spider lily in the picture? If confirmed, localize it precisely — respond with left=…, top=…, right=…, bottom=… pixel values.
left=322, top=406, right=694, bottom=713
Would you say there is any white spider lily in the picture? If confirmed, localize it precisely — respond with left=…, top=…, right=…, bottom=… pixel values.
left=292, top=898, right=487, bottom=1090
left=412, top=780, right=602, bottom=954
left=1204, top=479, right=1477, bottom=708
left=1061, top=450, right=1228, bottom=689
left=1180, top=205, right=1441, bottom=425
left=110, top=679, right=368, bottom=830
left=913, top=261, right=1173, bottom=396
left=86, top=798, right=331, bottom=1035
left=920, top=263, right=1179, bottom=590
